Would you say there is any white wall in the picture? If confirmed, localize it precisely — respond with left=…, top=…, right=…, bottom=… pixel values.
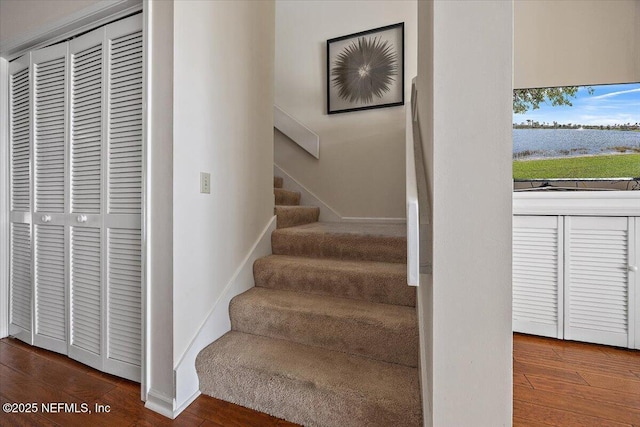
left=274, top=0, right=416, bottom=219
left=416, top=1, right=434, bottom=422
left=418, top=1, right=513, bottom=425
left=145, top=0, right=175, bottom=408
left=515, top=0, right=640, bottom=88
left=172, top=0, right=275, bottom=363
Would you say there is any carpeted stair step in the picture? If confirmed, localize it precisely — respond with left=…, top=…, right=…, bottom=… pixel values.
left=274, top=176, right=283, bottom=189
left=274, top=205, right=319, bottom=229
left=275, top=188, right=301, bottom=206
left=254, top=255, right=415, bottom=307
left=272, top=222, right=406, bottom=263
left=196, top=331, right=422, bottom=427
left=230, top=287, right=418, bottom=367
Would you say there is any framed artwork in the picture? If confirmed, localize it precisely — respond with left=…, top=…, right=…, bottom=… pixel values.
left=327, top=23, right=404, bottom=115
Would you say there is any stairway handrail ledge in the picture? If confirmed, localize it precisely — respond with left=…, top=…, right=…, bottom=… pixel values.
left=274, top=105, right=320, bottom=159
left=406, top=79, right=420, bottom=286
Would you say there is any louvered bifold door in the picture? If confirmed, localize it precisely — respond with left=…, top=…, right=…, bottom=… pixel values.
left=513, top=216, right=564, bottom=338
left=565, top=216, right=633, bottom=348
left=68, top=26, right=105, bottom=371
left=9, top=54, right=33, bottom=344
left=31, top=44, right=69, bottom=354
left=7, top=14, right=143, bottom=383
left=104, top=14, right=143, bottom=382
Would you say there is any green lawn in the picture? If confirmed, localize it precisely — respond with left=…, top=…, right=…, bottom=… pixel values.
left=513, top=153, right=640, bottom=180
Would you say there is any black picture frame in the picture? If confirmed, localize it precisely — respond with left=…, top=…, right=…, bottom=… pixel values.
left=327, top=23, right=404, bottom=115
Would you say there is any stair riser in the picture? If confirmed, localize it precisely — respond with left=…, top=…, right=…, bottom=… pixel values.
left=274, top=176, right=283, bottom=188
left=275, top=207, right=319, bottom=228
left=254, top=258, right=416, bottom=307
left=275, top=189, right=301, bottom=206
left=272, top=232, right=406, bottom=263
left=230, top=296, right=418, bottom=367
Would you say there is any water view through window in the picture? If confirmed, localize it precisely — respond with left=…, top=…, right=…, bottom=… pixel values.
left=513, top=83, right=640, bottom=182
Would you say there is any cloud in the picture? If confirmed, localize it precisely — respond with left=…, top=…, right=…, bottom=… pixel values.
left=590, top=88, right=640, bottom=100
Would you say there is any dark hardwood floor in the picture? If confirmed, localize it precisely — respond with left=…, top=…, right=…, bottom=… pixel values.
left=2, top=334, right=638, bottom=426
left=514, top=333, right=640, bottom=427
left=0, top=337, right=296, bottom=426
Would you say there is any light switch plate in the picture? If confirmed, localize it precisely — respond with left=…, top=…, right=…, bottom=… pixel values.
left=200, top=172, right=211, bottom=194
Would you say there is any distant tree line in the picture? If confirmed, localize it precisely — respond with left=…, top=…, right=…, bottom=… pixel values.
left=513, top=121, right=640, bottom=131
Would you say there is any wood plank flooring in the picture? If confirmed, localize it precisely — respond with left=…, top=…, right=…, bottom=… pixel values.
left=2, top=334, right=638, bottom=426
left=514, top=333, right=640, bottom=427
left=0, top=337, right=297, bottom=426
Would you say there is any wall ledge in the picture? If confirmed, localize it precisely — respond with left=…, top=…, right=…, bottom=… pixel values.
left=514, top=191, right=640, bottom=216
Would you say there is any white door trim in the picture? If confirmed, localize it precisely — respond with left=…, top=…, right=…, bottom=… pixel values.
left=0, top=57, right=8, bottom=339
left=0, top=0, right=142, bottom=60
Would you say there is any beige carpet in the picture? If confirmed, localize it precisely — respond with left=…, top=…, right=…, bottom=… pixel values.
left=196, top=177, right=422, bottom=426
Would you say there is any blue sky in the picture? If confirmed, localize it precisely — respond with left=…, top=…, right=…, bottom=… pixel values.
left=513, top=83, right=640, bottom=126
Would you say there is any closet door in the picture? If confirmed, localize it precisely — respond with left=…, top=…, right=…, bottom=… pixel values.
left=104, top=15, right=143, bottom=381
left=564, top=216, right=633, bottom=348
left=31, top=43, right=69, bottom=354
left=7, top=13, right=143, bottom=383
left=8, top=54, right=32, bottom=344
left=67, top=14, right=143, bottom=381
left=68, top=26, right=105, bottom=369
left=513, top=215, right=564, bottom=338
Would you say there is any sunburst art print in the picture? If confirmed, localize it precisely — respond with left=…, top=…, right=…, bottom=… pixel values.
left=327, top=23, right=404, bottom=114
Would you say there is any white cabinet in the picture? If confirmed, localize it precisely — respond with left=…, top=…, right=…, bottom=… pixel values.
left=513, top=215, right=563, bottom=339
left=513, top=215, right=639, bottom=349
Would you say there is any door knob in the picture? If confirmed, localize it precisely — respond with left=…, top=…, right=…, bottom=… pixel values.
left=629, top=265, right=638, bottom=272
left=77, top=215, right=88, bottom=223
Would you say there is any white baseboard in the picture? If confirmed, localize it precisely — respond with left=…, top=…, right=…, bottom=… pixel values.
left=274, top=164, right=406, bottom=224
left=174, top=389, right=200, bottom=417
left=145, top=388, right=175, bottom=419
left=171, top=216, right=277, bottom=416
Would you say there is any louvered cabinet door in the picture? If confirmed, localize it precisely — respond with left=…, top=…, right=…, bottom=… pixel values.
left=67, top=27, right=105, bottom=370
left=9, top=55, right=33, bottom=343
left=564, top=216, right=632, bottom=348
left=513, top=216, right=564, bottom=338
left=31, top=44, right=69, bottom=354
left=104, top=14, right=143, bottom=382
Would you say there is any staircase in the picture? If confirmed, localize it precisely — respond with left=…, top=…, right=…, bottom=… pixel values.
left=195, top=177, right=422, bottom=427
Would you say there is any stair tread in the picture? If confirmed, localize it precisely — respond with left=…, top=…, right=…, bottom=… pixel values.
left=196, top=330, right=422, bottom=427
left=275, top=221, right=406, bottom=238
left=274, top=205, right=318, bottom=211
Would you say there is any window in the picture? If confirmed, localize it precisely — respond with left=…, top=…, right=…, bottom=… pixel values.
left=513, top=83, right=640, bottom=190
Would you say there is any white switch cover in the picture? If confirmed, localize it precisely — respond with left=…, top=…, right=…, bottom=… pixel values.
left=200, top=172, right=211, bottom=194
